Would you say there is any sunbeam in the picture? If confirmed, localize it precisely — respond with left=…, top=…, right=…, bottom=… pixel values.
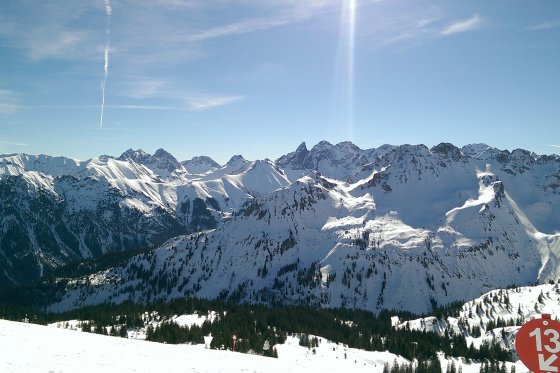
left=340, top=0, right=356, bottom=140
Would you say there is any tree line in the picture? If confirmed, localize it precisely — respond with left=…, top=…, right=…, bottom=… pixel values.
left=0, top=296, right=513, bottom=363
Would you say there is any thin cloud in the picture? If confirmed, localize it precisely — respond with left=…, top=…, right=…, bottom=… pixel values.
left=17, top=104, right=187, bottom=112
left=0, top=2, right=95, bottom=61
left=0, top=104, right=19, bottom=114
left=0, top=139, right=29, bottom=147
left=21, top=105, right=98, bottom=109
left=189, top=15, right=303, bottom=42
left=189, top=96, right=246, bottom=111
left=185, top=0, right=337, bottom=42
left=0, top=90, right=19, bottom=114
left=114, top=78, right=247, bottom=112
left=107, top=104, right=190, bottom=111
left=117, top=79, right=170, bottom=99
left=442, top=14, right=482, bottom=35
left=529, top=20, right=560, bottom=31
left=28, top=31, right=85, bottom=61
left=349, top=2, right=447, bottom=50
left=548, top=145, right=560, bottom=148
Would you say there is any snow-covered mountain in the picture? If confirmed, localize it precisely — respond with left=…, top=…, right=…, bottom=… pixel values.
left=181, top=156, right=221, bottom=176
left=118, top=148, right=187, bottom=180
left=276, top=141, right=394, bottom=182
left=0, top=153, right=232, bottom=286
left=2, top=142, right=560, bottom=316
left=48, top=143, right=560, bottom=314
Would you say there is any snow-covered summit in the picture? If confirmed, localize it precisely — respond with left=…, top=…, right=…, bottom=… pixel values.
left=461, top=144, right=500, bottom=160
left=221, top=159, right=291, bottom=196
left=0, top=153, right=86, bottom=177
left=430, top=143, right=463, bottom=161
left=118, top=148, right=150, bottom=163
left=181, top=156, right=221, bottom=176
left=226, top=154, right=249, bottom=168
left=118, top=148, right=185, bottom=179
left=277, top=141, right=373, bottom=181
left=275, top=142, right=310, bottom=171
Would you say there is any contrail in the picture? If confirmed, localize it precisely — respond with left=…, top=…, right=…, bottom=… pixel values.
left=100, top=0, right=112, bottom=128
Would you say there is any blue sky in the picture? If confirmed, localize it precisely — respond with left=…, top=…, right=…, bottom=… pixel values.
left=0, top=0, right=559, bottom=164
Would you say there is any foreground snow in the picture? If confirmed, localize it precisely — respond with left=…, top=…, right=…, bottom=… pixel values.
left=1, top=319, right=405, bottom=373
left=0, top=317, right=532, bottom=373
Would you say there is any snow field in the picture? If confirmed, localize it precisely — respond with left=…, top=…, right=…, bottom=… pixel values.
left=2, top=319, right=528, bottom=373
left=1, top=319, right=403, bottom=373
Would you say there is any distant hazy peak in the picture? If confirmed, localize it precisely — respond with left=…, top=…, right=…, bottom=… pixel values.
left=227, top=154, right=248, bottom=166
left=430, top=142, right=463, bottom=160
left=295, top=142, right=308, bottom=152
left=311, top=140, right=334, bottom=151
left=182, top=156, right=220, bottom=167
left=335, top=141, right=361, bottom=152
left=153, top=148, right=176, bottom=160
left=118, top=148, right=150, bottom=162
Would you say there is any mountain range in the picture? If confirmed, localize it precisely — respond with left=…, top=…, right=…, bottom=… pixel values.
left=1, top=141, right=559, bottom=314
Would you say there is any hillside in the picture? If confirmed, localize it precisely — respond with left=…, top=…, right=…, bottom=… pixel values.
left=393, top=282, right=560, bottom=357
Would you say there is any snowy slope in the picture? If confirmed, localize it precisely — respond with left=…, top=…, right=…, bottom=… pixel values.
left=202, top=155, right=252, bottom=180
left=0, top=319, right=529, bottom=373
left=394, top=283, right=560, bottom=359
left=222, top=159, right=291, bottom=196
left=0, top=319, right=408, bottom=373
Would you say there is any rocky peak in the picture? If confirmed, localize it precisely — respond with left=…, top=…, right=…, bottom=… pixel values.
left=335, top=141, right=360, bottom=152
left=152, top=148, right=181, bottom=172
left=461, top=144, right=501, bottom=160
left=118, top=149, right=150, bottom=163
left=227, top=155, right=248, bottom=167
left=431, top=142, right=463, bottom=161
left=181, top=156, right=220, bottom=171
left=153, top=148, right=177, bottom=161
left=118, top=148, right=182, bottom=174
left=295, top=142, right=308, bottom=153
left=276, top=142, right=310, bottom=170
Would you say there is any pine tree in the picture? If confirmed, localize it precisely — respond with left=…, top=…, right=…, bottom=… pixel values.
left=499, top=362, right=507, bottom=373
left=448, top=361, right=457, bottom=373
left=119, top=325, right=128, bottom=338
left=383, top=362, right=391, bottom=373
left=146, top=325, right=154, bottom=340
left=431, top=358, right=442, bottom=373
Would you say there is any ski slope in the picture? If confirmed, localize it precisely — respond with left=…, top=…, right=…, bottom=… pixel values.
left=0, top=319, right=529, bottom=373
left=0, top=319, right=402, bottom=373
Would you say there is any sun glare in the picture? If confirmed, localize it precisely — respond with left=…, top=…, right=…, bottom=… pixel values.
left=342, top=0, right=356, bottom=140
left=348, top=0, right=357, bottom=15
